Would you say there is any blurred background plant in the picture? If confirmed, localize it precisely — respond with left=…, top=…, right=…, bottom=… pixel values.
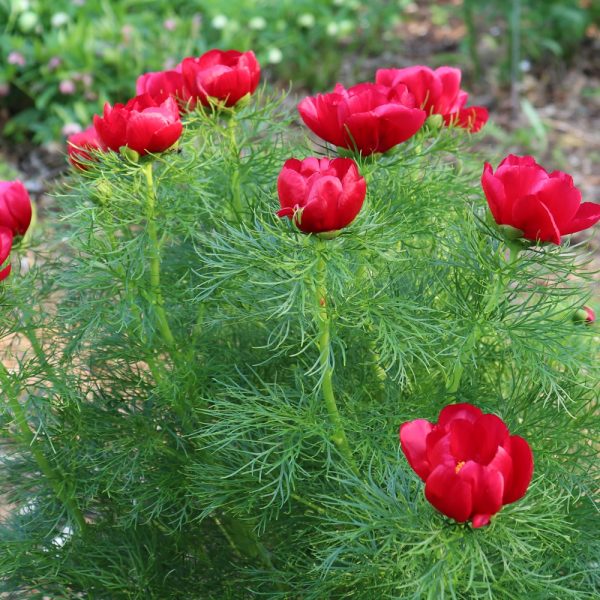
left=1, top=0, right=598, bottom=143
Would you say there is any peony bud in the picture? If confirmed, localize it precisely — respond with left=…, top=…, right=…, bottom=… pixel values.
left=573, top=306, right=595, bottom=325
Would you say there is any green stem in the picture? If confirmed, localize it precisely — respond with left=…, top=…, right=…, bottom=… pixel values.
left=227, top=118, right=244, bottom=220
left=447, top=243, right=521, bottom=393
left=0, top=362, right=86, bottom=531
left=314, top=240, right=358, bottom=474
left=142, top=162, right=176, bottom=348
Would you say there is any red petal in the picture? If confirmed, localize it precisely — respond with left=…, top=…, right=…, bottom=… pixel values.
left=0, top=263, right=11, bottom=281
left=399, top=419, right=434, bottom=480
left=481, top=162, right=508, bottom=225
left=434, top=66, right=462, bottom=114
left=503, top=435, right=533, bottom=504
left=533, top=173, right=582, bottom=231
left=561, top=202, right=600, bottom=236
left=277, top=166, right=308, bottom=211
left=0, top=227, right=13, bottom=263
left=449, top=419, right=477, bottom=462
left=372, top=104, right=427, bottom=152
left=445, top=106, right=489, bottom=132
left=459, top=461, right=504, bottom=517
left=438, top=403, right=483, bottom=427
left=147, top=121, right=182, bottom=154
left=472, top=513, right=491, bottom=528
left=297, top=95, right=346, bottom=148
left=512, top=196, right=561, bottom=244
left=495, top=155, right=548, bottom=199
left=472, top=414, right=509, bottom=464
left=425, top=464, right=473, bottom=522
left=300, top=175, right=344, bottom=232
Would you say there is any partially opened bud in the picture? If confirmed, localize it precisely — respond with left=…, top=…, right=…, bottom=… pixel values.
left=277, top=157, right=366, bottom=234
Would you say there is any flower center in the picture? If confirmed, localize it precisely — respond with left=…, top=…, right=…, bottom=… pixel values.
left=455, top=461, right=466, bottom=474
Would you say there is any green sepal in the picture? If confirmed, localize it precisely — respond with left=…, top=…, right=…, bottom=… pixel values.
left=119, top=146, right=140, bottom=163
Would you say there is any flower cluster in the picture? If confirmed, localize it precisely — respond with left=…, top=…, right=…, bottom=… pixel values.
left=67, top=49, right=260, bottom=168
left=59, top=46, right=600, bottom=531
left=0, top=180, right=32, bottom=281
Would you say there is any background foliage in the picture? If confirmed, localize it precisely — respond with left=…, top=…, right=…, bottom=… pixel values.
left=1, top=0, right=599, bottom=142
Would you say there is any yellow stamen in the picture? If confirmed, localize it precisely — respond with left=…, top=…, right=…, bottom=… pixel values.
left=455, top=461, right=465, bottom=474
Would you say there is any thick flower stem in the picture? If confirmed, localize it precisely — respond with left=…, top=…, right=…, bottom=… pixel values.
left=142, top=162, right=176, bottom=349
left=314, top=240, right=358, bottom=474
left=447, top=244, right=521, bottom=393
left=0, top=362, right=86, bottom=532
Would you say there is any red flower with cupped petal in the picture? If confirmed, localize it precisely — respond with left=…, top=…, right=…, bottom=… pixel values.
left=277, top=157, right=366, bottom=233
left=481, top=155, right=600, bottom=244
left=135, top=68, right=192, bottom=111
left=399, top=402, right=533, bottom=528
left=0, top=226, right=14, bottom=282
left=93, top=94, right=182, bottom=157
left=181, top=49, right=261, bottom=107
left=376, top=65, right=488, bottom=133
left=67, top=125, right=106, bottom=170
left=0, top=180, right=32, bottom=237
left=298, top=82, right=427, bottom=156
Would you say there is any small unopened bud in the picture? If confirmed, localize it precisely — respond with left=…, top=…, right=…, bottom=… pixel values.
left=119, top=146, right=140, bottom=163
left=316, top=230, right=341, bottom=240
left=573, top=306, right=595, bottom=325
left=93, top=179, right=112, bottom=205
left=425, top=114, right=443, bottom=129
left=496, top=224, right=524, bottom=241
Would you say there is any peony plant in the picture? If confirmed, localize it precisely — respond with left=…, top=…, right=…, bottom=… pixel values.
left=0, top=47, right=598, bottom=600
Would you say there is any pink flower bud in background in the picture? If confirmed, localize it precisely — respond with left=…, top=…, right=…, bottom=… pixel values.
left=62, top=122, right=83, bottom=137
left=0, top=83, right=9, bottom=97
left=121, top=24, right=133, bottom=43
left=48, top=56, right=62, bottom=70
left=163, top=19, right=176, bottom=31
left=8, top=52, right=26, bottom=67
left=59, top=79, right=76, bottom=95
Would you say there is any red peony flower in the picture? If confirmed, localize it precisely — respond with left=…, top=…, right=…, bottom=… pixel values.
left=180, top=49, right=261, bottom=107
left=376, top=65, right=488, bottom=133
left=0, top=180, right=32, bottom=237
left=93, top=94, right=182, bottom=157
left=0, top=226, right=13, bottom=281
left=277, top=157, right=366, bottom=233
left=399, top=403, right=533, bottom=528
left=298, top=82, right=427, bottom=156
left=482, top=155, right=600, bottom=245
left=135, top=67, right=191, bottom=110
left=67, top=125, right=106, bottom=170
